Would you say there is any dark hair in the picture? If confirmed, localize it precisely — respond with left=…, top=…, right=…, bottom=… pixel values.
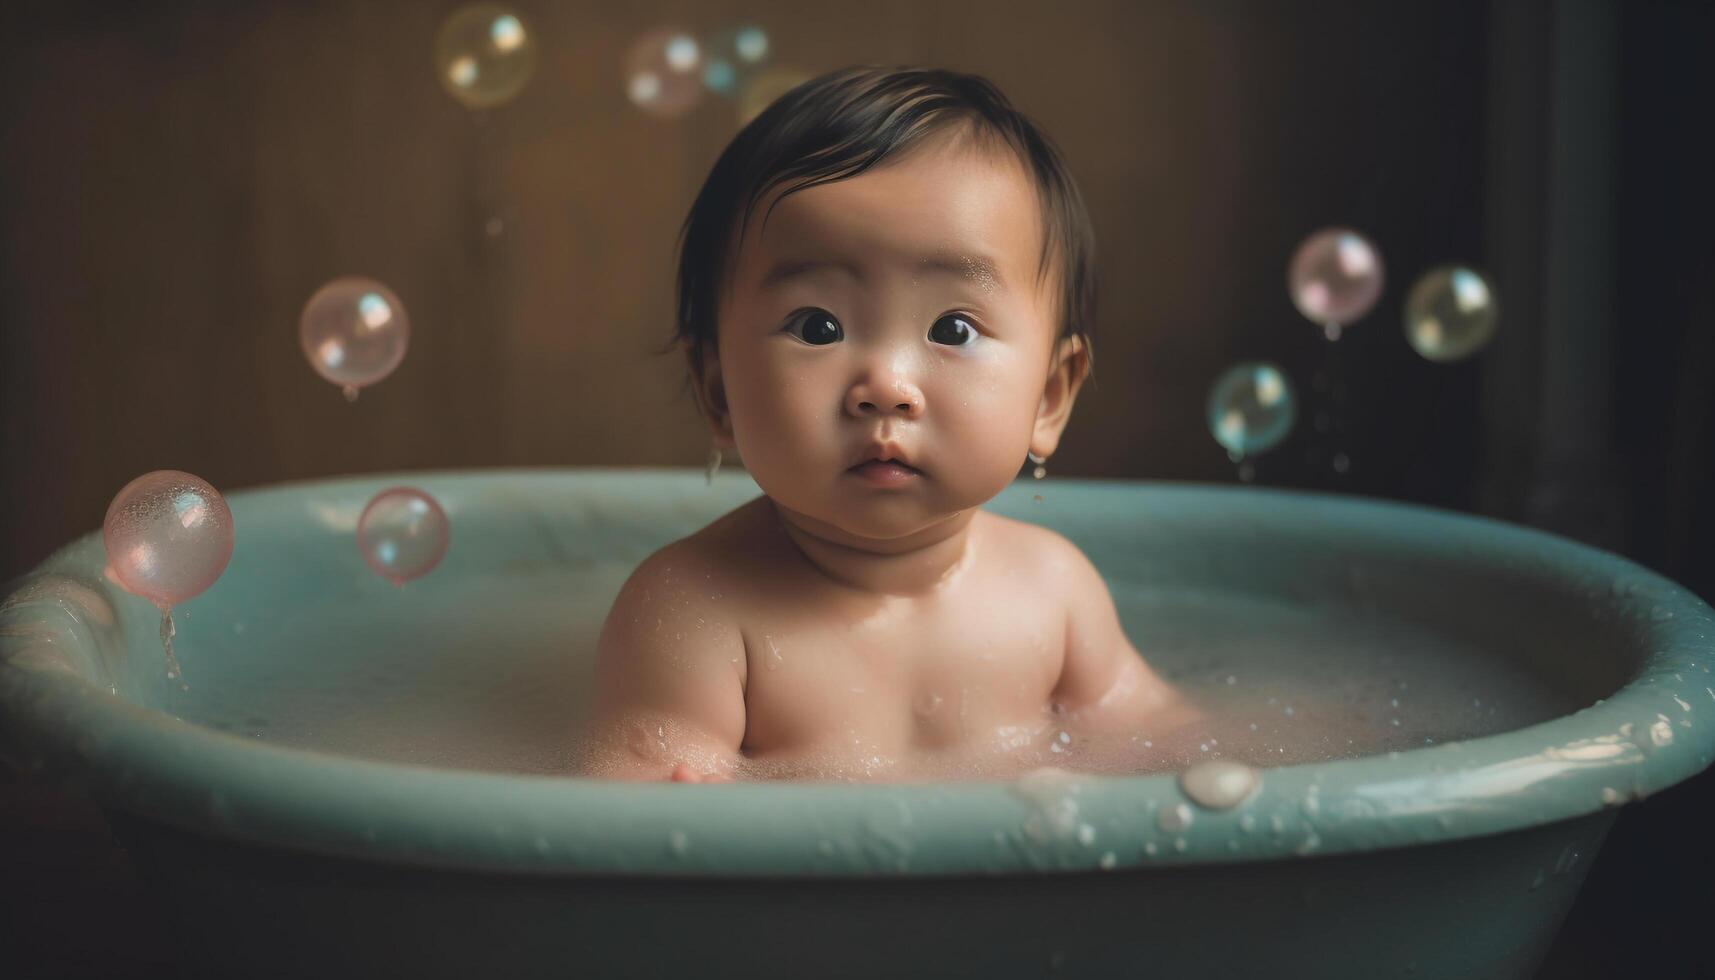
left=668, top=65, right=1098, bottom=395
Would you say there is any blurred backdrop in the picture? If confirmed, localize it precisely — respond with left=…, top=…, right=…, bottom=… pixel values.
left=1, top=1, right=1711, bottom=977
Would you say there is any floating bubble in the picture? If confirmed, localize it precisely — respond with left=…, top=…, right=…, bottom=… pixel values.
left=1207, top=362, right=1297, bottom=458
left=358, top=488, right=450, bottom=586
left=699, top=24, right=770, bottom=98
left=736, top=66, right=812, bottom=127
left=434, top=5, right=538, bottom=109
left=1403, top=265, right=1499, bottom=362
left=104, top=470, right=235, bottom=679
left=625, top=28, right=706, bottom=119
left=299, top=277, right=410, bottom=401
left=1288, top=227, right=1385, bottom=336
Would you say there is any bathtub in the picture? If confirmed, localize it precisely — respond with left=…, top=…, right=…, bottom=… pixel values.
left=1, top=469, right=1710, bottom=979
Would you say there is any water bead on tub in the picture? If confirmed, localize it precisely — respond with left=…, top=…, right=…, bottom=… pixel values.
left=299, top=278, right=410, bottom=402
left=1288, top=227, right=1385, bottom=340
left=1403, top=265, right=1499, bottom=362
left=103, top=470, right=235, bottom=681
left=1207, top=362, right=1297, bottom=459
left=357, top=488, right=450, bottom=586
left=434, top=5, right=538, bottom=109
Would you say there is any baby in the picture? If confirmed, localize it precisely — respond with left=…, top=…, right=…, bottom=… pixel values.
left=579, top=66, right=1198, bottom=783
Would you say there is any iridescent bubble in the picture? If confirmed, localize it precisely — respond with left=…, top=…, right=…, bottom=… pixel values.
left=299, top=277, right=410, bottom=401
left=1207, top=362, right=1297, bottom=458
left=1288, top=227, right=1385, bottom=338
left=434, top=5, right=538, bottom=109
left=1403, top=265, right=1499, bottom=362
left=736, top=67, right=812, bottom=127
left=699, top=24, right=770, bottom=98
left=358, top=488, right=450, bottom=586
left=104, top=470, right=235, bottom=679
left=625, top=28, right=706, bottom=119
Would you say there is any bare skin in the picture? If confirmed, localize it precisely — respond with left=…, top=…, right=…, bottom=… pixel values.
left=579, top=125, right=1198, bottom=783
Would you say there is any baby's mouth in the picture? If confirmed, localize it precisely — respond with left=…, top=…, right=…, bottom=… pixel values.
left=847, top=458, right=924, bottom=484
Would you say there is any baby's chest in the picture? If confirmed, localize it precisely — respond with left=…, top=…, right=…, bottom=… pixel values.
left=738, top=604, right=1067, bottom=753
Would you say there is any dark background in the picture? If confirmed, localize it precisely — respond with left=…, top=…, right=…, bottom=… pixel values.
left=2, top=0, right=1711, bottom=976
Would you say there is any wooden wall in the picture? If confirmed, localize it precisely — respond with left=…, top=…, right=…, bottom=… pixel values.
left=0, top=0, right=1491, bottom=577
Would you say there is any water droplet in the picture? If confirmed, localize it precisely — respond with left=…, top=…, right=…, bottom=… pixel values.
left=668, top=830, right=690, bottom=856
left=1157, top=802, right=1195, bottom=833
left=1600, top=786, right=1622, bottom=806
left=764, top=634, right=783, bottom=671
left=1649, top=717, right=1674, bottom=747
left=1099, top=851, right=1117, bottom=870
left=1179, top=760, right=1259, bottom=810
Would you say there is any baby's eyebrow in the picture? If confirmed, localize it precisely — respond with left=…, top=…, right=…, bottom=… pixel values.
left=759, top=251, right=1007, bottom=294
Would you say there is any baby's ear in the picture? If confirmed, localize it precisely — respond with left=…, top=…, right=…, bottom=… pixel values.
left=1032, top=335, right=1091, bottom=453
left=687, top=341, right=737, bottom=449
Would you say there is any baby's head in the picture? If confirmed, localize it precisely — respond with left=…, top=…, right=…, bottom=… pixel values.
left=673, top=66, right=1097, bottom=542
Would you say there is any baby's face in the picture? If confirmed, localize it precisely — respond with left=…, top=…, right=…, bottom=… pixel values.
left=707, top=131, right=1081, bottom=542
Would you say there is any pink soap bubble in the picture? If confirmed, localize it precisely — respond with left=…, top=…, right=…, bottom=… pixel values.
left=358, top=488, right=450, bottom=586
left=1287, top=227, right=1385, bottom=340
left=299, top=277, right=410, bottom=401
left=103, top=470, right=235, bottom=680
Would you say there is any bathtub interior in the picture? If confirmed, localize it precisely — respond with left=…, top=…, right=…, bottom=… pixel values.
left=8, top=470, right=1649, bottom=763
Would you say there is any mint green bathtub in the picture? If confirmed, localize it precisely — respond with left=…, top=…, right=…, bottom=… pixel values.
left=2, top=470, right=1711, bottom=979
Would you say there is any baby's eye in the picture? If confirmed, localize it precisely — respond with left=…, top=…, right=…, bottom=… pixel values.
left=928, top=313, right=978, bottom=347
left=787, top=309, right=843, bottom=345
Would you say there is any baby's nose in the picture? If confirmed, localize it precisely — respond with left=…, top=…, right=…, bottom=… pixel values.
left=845, top=377, right=925, bottom=419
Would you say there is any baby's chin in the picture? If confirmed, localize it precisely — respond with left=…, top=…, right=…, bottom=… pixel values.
left=769, top=481, right=986, bottom=545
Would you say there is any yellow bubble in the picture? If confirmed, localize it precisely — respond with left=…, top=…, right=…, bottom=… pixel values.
left=434, top=5, right=538, bottom=110
left=1403, top=266, right=1499, bottom=362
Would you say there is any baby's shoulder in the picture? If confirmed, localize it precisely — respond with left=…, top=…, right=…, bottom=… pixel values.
left=977, top=510, right=1100, bottom=592
left=608, top=497, right=779, bottom=622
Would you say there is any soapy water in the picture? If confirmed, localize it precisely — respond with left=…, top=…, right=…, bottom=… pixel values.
left=159, top=565, right=1576, bottom=781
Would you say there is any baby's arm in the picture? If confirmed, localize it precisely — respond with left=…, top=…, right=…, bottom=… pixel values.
left=1047, top=537, right=1200, bottom=736
left=577, top=549, right=748, bottom=782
